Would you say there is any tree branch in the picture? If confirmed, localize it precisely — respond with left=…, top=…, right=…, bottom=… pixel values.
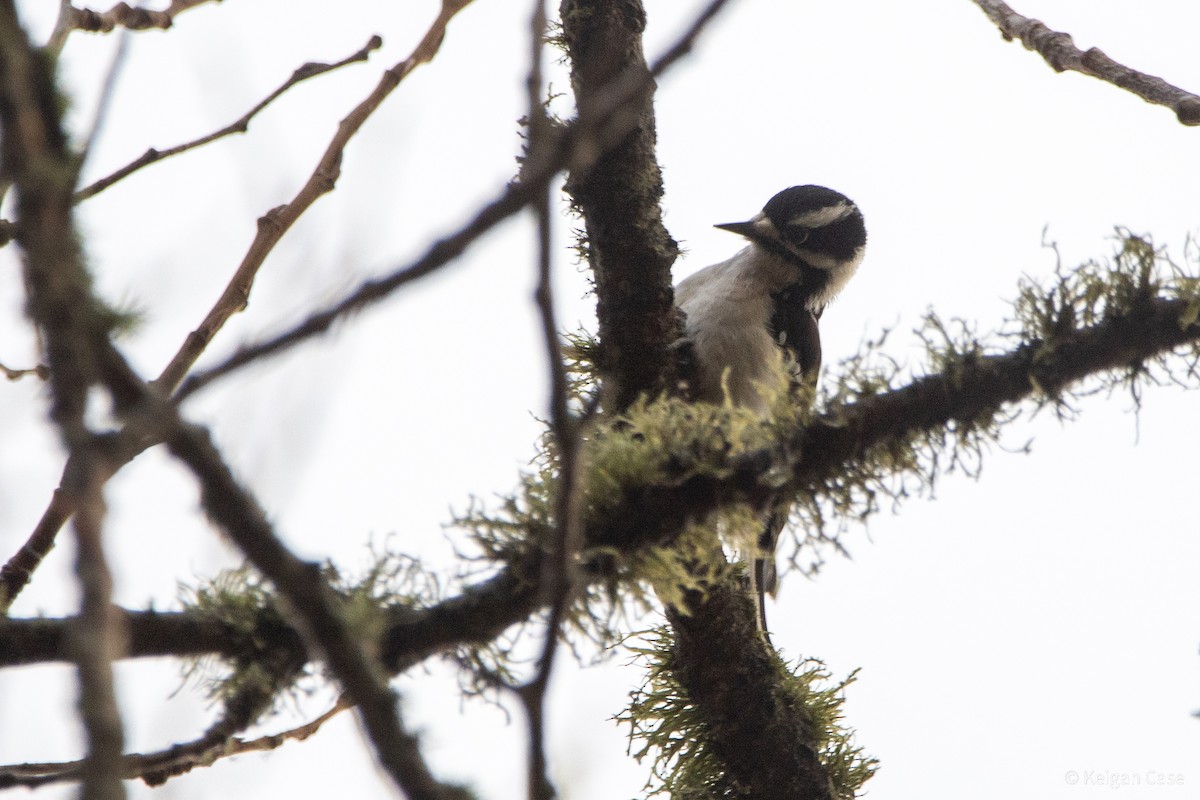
left=5, top=291, right=1195, bottom=668
left=518, top=1, right=575, bottom=796
left=3, top=291, right=1196, bottom=650
left=64, top=0, right=221, bottom=35
left=798, top=297, right=1200, bottom=483
left=0, top=606, right=304, bottom=668
left=65, top=448, right=126, bottom=800
left=74, top=35, right=384, bottom=203
left=0, top=6, right=127, bottom=797
left=560, top=0, right=683, bottom=411
left=667, top=582, right=833, bottom=800
left=0, top=358, right=48, bottom=380
left=1, top=696, right=351, bottom=790
left=971, top=0, right=1200, bottom=125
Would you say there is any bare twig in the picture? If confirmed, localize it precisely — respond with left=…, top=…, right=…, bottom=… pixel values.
left=971, top=0, right=1200, bottom=125
left=223, top=696, right=351, bottom=755
left=1, top=490, right=76, bottom=611
left=0, top=360, right=49, bottom=380
left=45, top=0, right=74, bottom=56
left=75, top=26, right=132, bottom=183
left=174, top=176, right=545, bottom=399
left=175, top=0, right=738, bottom=401
left=158, top=0, right=473, bottom=395
left=405, top=0, right=477, bottom=70
left=515, top=3, right=583, bottom=797
left=75, top=35, right=384, bottom=203
left=0, top=697, right=351, bottom=789
left=644, top=0, right=734, bottom=89
left=67, top=448, right=126, bottom=800
left=66, top=0, right=221, bottom=35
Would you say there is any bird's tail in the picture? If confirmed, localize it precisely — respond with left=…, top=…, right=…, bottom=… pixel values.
left=750, top=507, right=787, bottom=639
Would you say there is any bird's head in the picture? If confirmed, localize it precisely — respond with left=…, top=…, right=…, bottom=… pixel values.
left=715, top=184, right=867, bottom=311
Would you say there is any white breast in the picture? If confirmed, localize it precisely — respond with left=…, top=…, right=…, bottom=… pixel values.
left=675, top=246, right=795, bottom=415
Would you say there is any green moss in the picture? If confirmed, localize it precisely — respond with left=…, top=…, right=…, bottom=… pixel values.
left=178, top=546, right=446, bottom=705
left=178, top=565, right=297, bottom=706
left=621, top=627, right=876, bottom=798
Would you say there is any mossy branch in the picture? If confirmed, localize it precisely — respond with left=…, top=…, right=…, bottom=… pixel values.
left=3, top=234, right=1198, bottom=794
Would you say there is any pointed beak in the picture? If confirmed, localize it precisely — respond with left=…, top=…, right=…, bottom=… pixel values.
left=714, top=220, right=758, bottom=238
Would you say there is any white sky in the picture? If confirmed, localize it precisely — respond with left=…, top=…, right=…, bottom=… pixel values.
left=1, top=1, right=1197, bottom=799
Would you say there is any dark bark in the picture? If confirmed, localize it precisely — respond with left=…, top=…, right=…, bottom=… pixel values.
left=669, top=582, right=833, bottom=800
left=560, top=0, right=685, bottom=411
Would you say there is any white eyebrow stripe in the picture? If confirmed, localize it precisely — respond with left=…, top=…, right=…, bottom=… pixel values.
left=787, top=202, right=852, bottom=228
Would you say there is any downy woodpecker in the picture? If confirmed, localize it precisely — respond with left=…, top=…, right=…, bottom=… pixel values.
left=674, top=184, right=866, bottom=633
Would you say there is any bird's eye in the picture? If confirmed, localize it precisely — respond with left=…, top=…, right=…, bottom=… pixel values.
left=786, top=225, right=810, bottom=243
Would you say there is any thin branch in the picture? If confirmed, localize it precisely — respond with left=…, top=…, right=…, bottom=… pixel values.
left=75, top=35, right=384, bottom=203
left=971, top=0, right=1200, bottom=125
left=405, top=0, right=477, bottom=70
left=75, top=26, right=132, bottom=185
left=158, top=0, right=473, bottom=396
left=515, top=3, right=584, bottom=797
left=644, top=0, right=733, bottom=76
left=225, top=696, right=351, bottom=754
left=1, top=489, right=77, bottom=611
left=67, top=447, right=126, bottom=800
left=128, top=637, right=309, bottom=787
left=174, top=175, right=544, bottom=400
left=175, top=0, right=737, bottom=401
left=65, top=0, right=221, bottom=35
left=45, top=0, right=74, bottom=56
left=0, top=359, right=49, bottom=380
left=0, top=0, right=226, bottom=210
left=0, top=697, right=351, bottom=790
